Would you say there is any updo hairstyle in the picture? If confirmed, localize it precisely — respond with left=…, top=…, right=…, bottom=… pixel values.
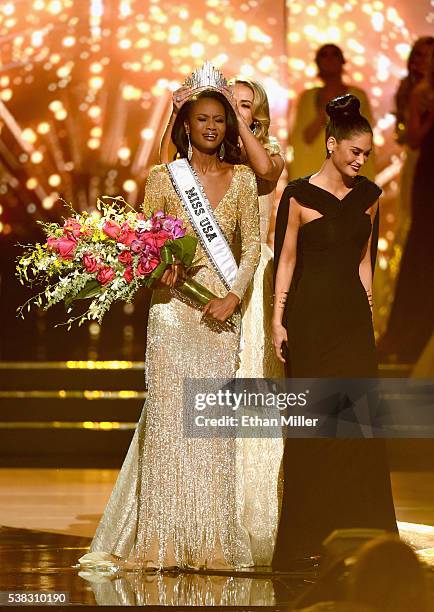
left=325, top=94, right=372, bottom=156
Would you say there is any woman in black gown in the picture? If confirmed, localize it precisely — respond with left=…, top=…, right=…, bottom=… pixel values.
left=271, top=95, right=397, bottom=567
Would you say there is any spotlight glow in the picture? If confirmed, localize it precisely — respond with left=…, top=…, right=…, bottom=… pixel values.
left=30, top=152, right=43, bottom=164
left=48, top=174, right=61, bottom=187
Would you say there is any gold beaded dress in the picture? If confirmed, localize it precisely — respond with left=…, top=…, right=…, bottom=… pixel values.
left=79, top=163, right=260, bottom=570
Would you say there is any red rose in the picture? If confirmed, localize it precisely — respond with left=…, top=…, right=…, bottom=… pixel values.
left=102, top=220, right=121, bottom=239
left=96, top=266, right=115, bottom=285
left=57, top=236, right=77, bottom=260
left=123, top=266, right=134, bottom=283
left=63, top=217, right=82, bottom=239
left=118, top=226, right=136, bottom=247
left=152, top=229, right=171, bottom=248
left=118, top=250, right=133, bottom=266
left=46, top=236, right=59, bottom=251
left=83, top=253, right=99, bottom=273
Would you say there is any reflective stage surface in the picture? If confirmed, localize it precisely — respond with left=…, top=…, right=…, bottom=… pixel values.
left=0, top=469, right=433, bottom=608
left=0, top=526, right=316, bottom=607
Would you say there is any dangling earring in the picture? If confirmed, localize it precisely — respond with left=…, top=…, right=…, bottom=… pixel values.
left=218, top=142, right=225, bottom=161
left=187, top=133, right=192, bottom=162
left=252, top=121, right=260, bottom=136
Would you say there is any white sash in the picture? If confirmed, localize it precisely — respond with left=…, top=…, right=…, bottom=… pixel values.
left=166, top=159, right=238, bottom=290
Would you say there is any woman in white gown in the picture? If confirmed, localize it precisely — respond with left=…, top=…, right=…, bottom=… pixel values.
left=227, top=79, right=285, bottom=566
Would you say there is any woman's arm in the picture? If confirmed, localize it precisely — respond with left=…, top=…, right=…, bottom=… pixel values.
left=303, top=110, right=327, bottom=145
left=159, top=87, right=193, bottom=163
left=228, top=168, right=261, bottom=300
left=301, top=89, right=327, bottom=145
left=142, top=166, right=166, bottom=216
left=159, top=111, right=178, bottom=164
left=359, top=201, right=379, bottom=313
left=272, top=197, right=300, bottom=362
left=237, top=118, right=284, bottom=183
left=289, top=89, right=325, bottom=146
left=221, top=87, right=284, bottom=184
left=203, top=168, right=260, bottom=322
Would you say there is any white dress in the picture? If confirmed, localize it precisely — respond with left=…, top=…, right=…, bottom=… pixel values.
left=236, top=187, right=285, bottom=566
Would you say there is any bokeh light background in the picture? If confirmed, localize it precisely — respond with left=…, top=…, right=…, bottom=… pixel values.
left=0, top=0, right=432, bottom=358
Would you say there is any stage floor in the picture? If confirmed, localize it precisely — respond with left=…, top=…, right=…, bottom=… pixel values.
left=0, top=469, right=433, bottom=608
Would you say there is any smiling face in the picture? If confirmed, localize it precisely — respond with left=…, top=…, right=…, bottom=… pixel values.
left=185, top=96, right=226, bottom=154
left=233, top=82, right=254, bottom=126
left=327, top=131, right=373, bottom=178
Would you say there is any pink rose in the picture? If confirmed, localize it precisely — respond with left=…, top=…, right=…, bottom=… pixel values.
left=130, top=239, right=144, bottom=254
left=123, top=266, right=134, bottom=283
left=63, top=218, right=82, bottom=239
left=83, top=253, right=99, bottom=273
left=130, top=233, right=156, bottom=253
left=96, top=266, right=115, bottom=285
left=118, top=250, right=133, bottom=266
left=57, top=236, right=77, bottom=260
left=136, top=251, right=160, bottom=276
left=102, top=220, right=121, bottom=239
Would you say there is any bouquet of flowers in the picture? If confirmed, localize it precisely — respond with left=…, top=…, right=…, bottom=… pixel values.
left=16, top=197, right=223, bottom=329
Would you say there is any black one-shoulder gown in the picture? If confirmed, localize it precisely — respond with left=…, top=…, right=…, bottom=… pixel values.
left=272, top=177, right=397, bottom=568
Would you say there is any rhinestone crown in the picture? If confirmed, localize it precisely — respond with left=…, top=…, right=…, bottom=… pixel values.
left=183, top=61, right=227, bottom=91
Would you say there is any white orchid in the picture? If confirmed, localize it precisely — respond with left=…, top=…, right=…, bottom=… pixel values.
left=136, top=219, right=152, bottom=231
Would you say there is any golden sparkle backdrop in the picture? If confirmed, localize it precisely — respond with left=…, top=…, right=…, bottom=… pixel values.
left=0, top=0, right=286, bottom=239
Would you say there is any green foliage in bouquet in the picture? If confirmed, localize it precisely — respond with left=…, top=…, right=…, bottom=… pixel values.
left=15, top=198, right=236, bottom=330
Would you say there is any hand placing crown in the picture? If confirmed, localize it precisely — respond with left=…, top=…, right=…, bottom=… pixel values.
left=183, top=61, right=228, bottom=91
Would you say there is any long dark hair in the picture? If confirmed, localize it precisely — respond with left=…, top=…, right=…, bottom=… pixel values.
left=407, top=36, right=434, bottom=76
left=325, top=94, right=372, bottom=156
left=171, top=90, right=241, bottom=164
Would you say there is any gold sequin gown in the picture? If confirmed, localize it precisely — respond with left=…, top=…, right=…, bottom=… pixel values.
left=79, top=163, right=260, bottom=570
left=236, top=187, right=284, bottom=565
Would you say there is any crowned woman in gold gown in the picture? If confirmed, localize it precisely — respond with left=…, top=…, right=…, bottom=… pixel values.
left=79, top=85, right=260, bottom=571
left=161, top=76, right=285, bottom=567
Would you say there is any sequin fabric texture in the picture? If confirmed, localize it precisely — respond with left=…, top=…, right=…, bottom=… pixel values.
left=235, top=189, right=284, bottom=566
left=83, top=163, right=260, bottom=570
